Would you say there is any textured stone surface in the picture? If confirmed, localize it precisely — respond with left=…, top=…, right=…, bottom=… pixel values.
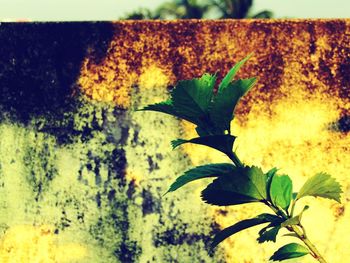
left=0, top=20, right=349, bottom=262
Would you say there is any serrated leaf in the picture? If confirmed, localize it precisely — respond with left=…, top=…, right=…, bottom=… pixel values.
left=270, top=243, right=309, bottom=261
left=166, top=163, right=236, bottom=193
left=139, top=73, right=217, bottom=133
left=257, top=225, right=281, bottom=243
left=138, top=100, right=207, bottom=129
left=211, top=213, right=279, bottom=249
left=296, top=172, right=342, bottom=203
left=137, top=100, right=182, bottom=118
left=201, top=166, right=267, bottom=206
left=218, top=54, right=252, bottom=92
left=173, top=73, right=217, bottom=112
left=210, top=78, right=257, bottom=132
left=139, top=56, right=258, bottom=135
left=270, top=174, right=293, bottom=211
left=171, top=74, right=217, bottom=129
left=171, top=135, right=236, bottom=156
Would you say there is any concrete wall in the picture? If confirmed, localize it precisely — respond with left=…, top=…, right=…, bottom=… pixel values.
left=0, top=20, right=349, bottom=262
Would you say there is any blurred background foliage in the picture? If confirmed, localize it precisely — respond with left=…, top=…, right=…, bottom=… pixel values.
left=124, top=0, right=272, bottom=20
left=0, top=0, right=349, bottom=21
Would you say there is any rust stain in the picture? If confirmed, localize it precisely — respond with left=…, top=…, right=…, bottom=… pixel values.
left=78, top=19, right=350, bottom=112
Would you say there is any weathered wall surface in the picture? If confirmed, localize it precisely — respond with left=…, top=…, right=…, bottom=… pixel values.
left=0, top=20, right=349, bottom=262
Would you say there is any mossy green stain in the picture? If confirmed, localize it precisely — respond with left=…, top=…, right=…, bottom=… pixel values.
left=0, top=96, right=142, bottom=262
left=0, top=90, right=223, bottom=262
left=22, top=132, right=58, bottom=200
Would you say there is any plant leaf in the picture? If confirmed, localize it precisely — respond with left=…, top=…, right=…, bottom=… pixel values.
left=270, top=243, right=310, bottom=261
left=173, top=73, right=216, bottom=113
left=138, top=100, right=207, bottom=128
left=257, top=225, right=281, bottom=243
left=137, top=100, right=183, bottom=118
left=218, top=54, right=252, bottom=92
left=270, top=174, right=293, bottom=211
left=211, top=213, right=279, bottom=249
left=171, top=73, right=217, bottom=129
left=139, top=56, right=257, bottom=135
left=266, top=167, right=278, bottom=201
left=280, top=216, right=300, bottom=228
left=296, top=172, right=342, bottom=203
left=201, top=166, right=267, bottom=206
left=210, top=77, right=257, bottom=132
left=139, top=73, right=217, bottom=133
left=166, top=163, right=236, bottom=193
left=171, top=135, right=236, bottom=155
left=195, top=126, right=210, bottom=136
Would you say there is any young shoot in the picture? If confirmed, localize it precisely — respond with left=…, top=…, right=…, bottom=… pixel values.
left=138, top=54, right=342, bottom=262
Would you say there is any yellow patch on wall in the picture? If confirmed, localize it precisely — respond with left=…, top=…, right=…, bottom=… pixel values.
left=0, top=225, right=87, bottom=263
left=125, top=168, right=143, bottom=186
left=78, top=59, right=173, bottom=108
left=78, top=58, right=137, bottom=106
left=138, top=64, right=170, bottom=91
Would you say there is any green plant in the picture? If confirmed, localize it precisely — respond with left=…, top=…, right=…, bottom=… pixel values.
left=138, top=55, right=342, bottom=262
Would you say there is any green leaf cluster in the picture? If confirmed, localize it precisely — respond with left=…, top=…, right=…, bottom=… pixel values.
left=139, top=54, right=255, bottom=186
left=139, top=55, right=255, bottom=159
left=139, top=55, right=343, bottom=262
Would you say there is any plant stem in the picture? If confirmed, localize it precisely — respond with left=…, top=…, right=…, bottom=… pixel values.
left=226, top=151, right=243, bottom=168
left=267, top=204, right=327, bottom=262
left=268, top=204, right=327, bottom=262
left=290, top=199, right=296, bottom=217
left=229, top=150, right=328, bottom=263
left=290, top=225, right=327, bottom=263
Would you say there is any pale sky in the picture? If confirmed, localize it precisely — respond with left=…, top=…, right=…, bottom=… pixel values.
left=0, top=0, right=349, bottom=21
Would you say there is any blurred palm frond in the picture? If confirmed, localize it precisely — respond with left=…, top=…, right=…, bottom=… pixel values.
left=123, top=0, right=273, bottom=20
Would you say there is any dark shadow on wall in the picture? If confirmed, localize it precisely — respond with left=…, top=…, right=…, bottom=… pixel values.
left=330, top=115, right=350, bottom=133
left=0, top=24, right=141, bottom=261
left=0, top=22, right=115, bottom=143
